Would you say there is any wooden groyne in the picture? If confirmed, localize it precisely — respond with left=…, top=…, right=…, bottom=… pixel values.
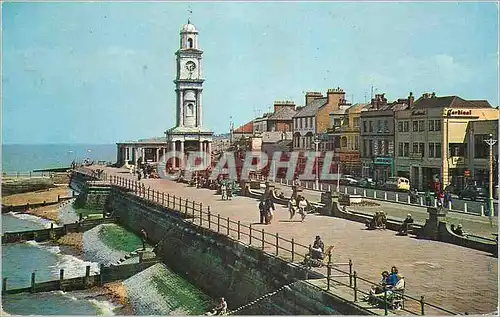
left=3, top=260, right=158, bottom=295
left=1, top=218, right=116, bottom=244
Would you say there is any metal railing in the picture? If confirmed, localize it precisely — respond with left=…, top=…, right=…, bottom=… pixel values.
left=75, top=169, right=460, bottom=315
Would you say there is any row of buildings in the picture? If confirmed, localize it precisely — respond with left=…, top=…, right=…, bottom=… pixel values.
left=231, top=89, right=499, bottom=192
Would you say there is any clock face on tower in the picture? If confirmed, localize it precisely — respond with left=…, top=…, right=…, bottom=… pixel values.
left=185, top=61, right=196, bottom=72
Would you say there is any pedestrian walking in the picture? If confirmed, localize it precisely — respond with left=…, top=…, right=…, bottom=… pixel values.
left=258, top=199, right=266, bottom=224
left=140, top=228, right=148, bottom=250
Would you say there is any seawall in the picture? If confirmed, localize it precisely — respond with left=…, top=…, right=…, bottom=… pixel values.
left=70, top=172, right=375, bottom=315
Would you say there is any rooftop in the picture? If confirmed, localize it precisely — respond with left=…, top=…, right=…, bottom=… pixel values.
left=413, top=95, right=491, bottom=109
left=293, top=97, right=328, bottom=118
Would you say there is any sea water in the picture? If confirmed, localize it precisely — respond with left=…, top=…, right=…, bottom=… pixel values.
left=1, top=210, right=111, bottom=315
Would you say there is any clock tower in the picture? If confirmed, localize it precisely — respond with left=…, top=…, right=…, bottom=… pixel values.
left=165, top=20, right=213, bottom=170
left=175, top=20, right=204, bottom=128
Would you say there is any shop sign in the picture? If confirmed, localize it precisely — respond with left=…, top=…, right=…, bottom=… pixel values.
left=450, top=156, right=465, bottom=165
left=374, top=157, right=393, bottom=165
left=445, top=109, right=472, bottom=117
left=340, top=152, right=360, bottom=162
left=411, top=110, right=426, bottom=116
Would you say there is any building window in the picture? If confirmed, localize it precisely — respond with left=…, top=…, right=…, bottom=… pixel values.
left=412, top=121, right=419, bottom=132
left=384, top=120, right=389, bottom=132
left=435, top=143, right=442, bottom=158
left=305, top=117, right=308, bottom=128
left=418, top=120, right=425, bottom=132
left=404, top=142, right=409, bottom=157
left=341, top=136, right=347, bottom=148
left=419, top=142, right=425, bottom=157
left=398, top=122, right=403, bottom=132
left=377, top=120, right=382, bottom=133
left=398, top=142, right=404, bottom=157
left=378, top=140, right=383, bottom=155
left=435, top=120, right=441, bottom=131
left=369, top=140, right=374, bottom=156
left=429, top=143, right=435, bottom=158
left=310, top=117, right=314, bottom=128
left=449, top=143, right=467, bottom=157
left=403, top=121, right=409, bottom=132
left=299, top=118, right=303, bottom=129
left=354, top=118, right=360, bottom=128
left=363, top=121, right=368, bottom=133
left=388, top=141, right=394, bottom=155
left=354, top=136, right=359, bottom=150
left=429, top=120, right=435, bottom=131
left=363, top=140, right=367, bottom=157
left=187, top=103, right=194, bottom=116
left=188, top=38, right=193, bottom=48
left=474, top=135, right=489, bottom=158
left=369, top=121, right=374, bottom=132
left=412, top=142, right=419, bottom=154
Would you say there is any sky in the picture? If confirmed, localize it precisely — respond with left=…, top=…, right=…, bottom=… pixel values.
left=2, top=1, right=499, bottom=144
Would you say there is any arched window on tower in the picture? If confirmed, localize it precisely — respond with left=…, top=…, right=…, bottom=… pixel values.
left=187, top=38, right=193, bottom=48
left=341, top=136, right=348, bottom=148
left=187, top=104, right=194, bottom=116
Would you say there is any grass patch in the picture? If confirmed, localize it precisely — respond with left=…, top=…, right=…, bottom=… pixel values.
left=99, top=224, right=143, bottom=253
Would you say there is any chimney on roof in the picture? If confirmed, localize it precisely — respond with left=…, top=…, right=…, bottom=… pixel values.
left=327, top=87, right=346, bottom=110
left=431, top=92, right=436, bottom=98
left=371, top=93, right=388, bottom=110
left=422, top=92, right=432, bottom=99
left=273, top=100, right=296, bottom=113
left=305, top=91, right=323, bottom=106
left=408, top=92, right=414, bottom=108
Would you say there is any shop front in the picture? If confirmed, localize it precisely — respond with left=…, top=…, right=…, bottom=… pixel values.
left=372, top=156, right=394, bottom=182
left=339, top=152, right=362, bottom=177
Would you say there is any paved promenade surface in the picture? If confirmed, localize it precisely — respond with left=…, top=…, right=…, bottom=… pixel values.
left=90, top=167, right=497, bottom=314
left=274, top=185, right=498, bottom=238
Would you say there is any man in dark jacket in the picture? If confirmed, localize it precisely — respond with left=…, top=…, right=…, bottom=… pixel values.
left=140, top=228, right=148, bottom=250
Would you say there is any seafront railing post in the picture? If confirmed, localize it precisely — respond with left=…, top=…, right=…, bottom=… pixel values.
left=207, top=208, right=211, bottom=229
left=261, top=229, right=265, bottom=250
left=172, top=195, right=176, bottom=209
left=147, top=187, right=150, bottom=200
left=349, top=259, right=353, bottom=287
left=179, top=197, right=182, bottom=211
left=353, top=271, right=358, bottom=302
left=185, top=199, right=188, bottom=214
left=226, top=217, right=230, bottom=235
left=162, top=192, right=165, bottom=206
left=192, top=201, right=195, bottom=216
left=167, top=194, right=170, bottom=207
left=199, top=203, right=203, bottom=226
left=249, top=224, right=253, bottom=245
left=237, top=221, right=241, bottom=240
left=216, top=214, right=220, bottom=232
left=291, top=238, right=295, bottom=262
left=275, top=233, right=279, bottom=255
left=326, top=256, right=331, bottom=291
left=420, top=296, right=425, bottom=315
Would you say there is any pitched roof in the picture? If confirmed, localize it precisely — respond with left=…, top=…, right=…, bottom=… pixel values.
left=234, top=121, right=253, bottom=133
left=413, top=96, right=492, bottom=109
left=293, top=97, right=328, bottom=117
left=268, top=106, right=297, bottom=120
left=345, top=103, right=370, bottom=113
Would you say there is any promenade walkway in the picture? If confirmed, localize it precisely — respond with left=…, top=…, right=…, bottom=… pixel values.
left=274, top=185, right=498, bottom=238
left=87, top=167, right=497, bottom=314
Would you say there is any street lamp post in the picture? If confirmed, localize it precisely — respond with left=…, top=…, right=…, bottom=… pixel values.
left=484, top=133, right=497, bottom=216
left=314, top=135, right=321, bottom=190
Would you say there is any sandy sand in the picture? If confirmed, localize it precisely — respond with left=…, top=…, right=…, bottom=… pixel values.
left=3, top=186, right=70, bottom=206
left=24, top=202, right=66, bottom=223
left=57, top=232, right=84, bottom=256
left=102, top=281, right=135, bottom=315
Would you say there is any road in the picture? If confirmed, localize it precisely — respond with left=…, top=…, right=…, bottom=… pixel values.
left=273, top=178, right=498, bottom=216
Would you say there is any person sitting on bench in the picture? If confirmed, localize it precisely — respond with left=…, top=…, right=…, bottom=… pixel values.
left=207, top=297, right=227, bottom=315
left=311, top=235, right=325, bottom=261
left=371, top=274, right=405, bottom=307
left=366, top=212, right=383, bottom=229
left=366, top=271, right=389, bottom=303
left=398, top=214, right=414, bottom=235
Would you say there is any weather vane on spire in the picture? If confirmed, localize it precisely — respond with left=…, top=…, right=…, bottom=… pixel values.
left=187, top=7, right=193, bottom=24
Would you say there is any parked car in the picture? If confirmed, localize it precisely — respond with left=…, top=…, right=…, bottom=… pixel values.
left=384, top=177, right=410, bottom=192
left=339, top=175, right=358, bottom=186
left=458, top=185, right=488, bottom=201
left=358, top=177, right=376, bottom=188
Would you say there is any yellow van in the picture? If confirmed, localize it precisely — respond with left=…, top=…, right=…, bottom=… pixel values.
left=384, top=177, right=410, bottom=192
